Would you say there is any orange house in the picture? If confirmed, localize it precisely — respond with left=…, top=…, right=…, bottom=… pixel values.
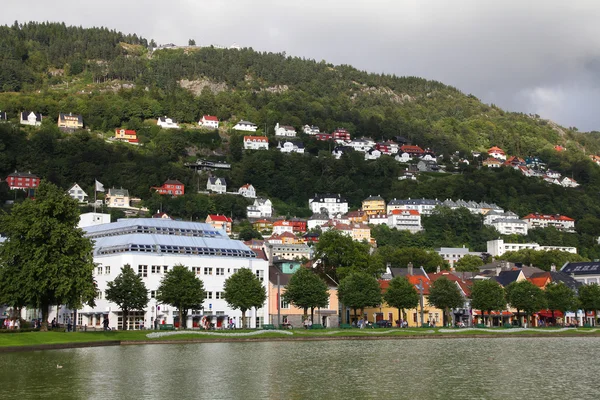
left=205, top=214, right=233, bottom=235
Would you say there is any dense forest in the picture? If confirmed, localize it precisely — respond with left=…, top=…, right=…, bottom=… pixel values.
left=1, top=21, right=600, bottom=260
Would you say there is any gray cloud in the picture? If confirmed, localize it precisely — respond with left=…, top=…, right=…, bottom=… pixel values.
left=3, top=0, right=600, bottom=130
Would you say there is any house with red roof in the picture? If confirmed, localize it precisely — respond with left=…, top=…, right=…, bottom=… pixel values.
left=399, top=145, right=424, bottom=157
left=238, top=183, right=256, bottom=198
left=483, top=157, right=502, bottom=168
left=272, top=220, right=295, bottom=235
left=205, top=214, right=233, bottom=234
left=114, top=129, right=139, bottom=144
left=487, top=146, right=506, bottom=160
left=5, top=170, right=40, bottom=191
left=522, top=213, right=575, bottom=232
left=243, top=135, right=269, bottom=150
left=332, top=128, right=351, bottom=141
left=152, top=180, right=185, bottom=196
left=387, top=209, right=422, bottom=232
left=199, top=115, right=219, bottom=129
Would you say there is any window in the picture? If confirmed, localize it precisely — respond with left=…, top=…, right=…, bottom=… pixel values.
left=216, top=268, right=225, bottom=276
left=163, top=266, right=168, bottom=273
left=105, top=266, right=110, bottom=275
left=204, top=267, right=213, bottom=275
left=138, top=265, right=148, bottom=277
left=255, top=270, right=264, bottom=282
left=215, top=292, right=223, bottom=299
left=151, top=265, right=161, bottom=274
left=96, top=266, right=103, bottom=275
left=192, top=267, right=201, bottom=275
left=206, top=292, right=213, bottom=299
left=280, top=299, right=289, bottom=309
left=150, top=290, right=156, bottom=299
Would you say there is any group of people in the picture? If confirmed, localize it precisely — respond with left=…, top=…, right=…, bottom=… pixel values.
left=395, top=319, right=409, bottom=328
left=302, top=318, right=313, bottom=329
left=2, top=318, right=20, bottom=330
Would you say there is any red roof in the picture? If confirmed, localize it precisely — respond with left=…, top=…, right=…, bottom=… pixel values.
left=522, top=213, right=574, bottom=222
left=428, top=271, right=471, bottom=296
left=203, top=115, right=219, bottom=121
left=391, top=209, right=420, bottom=216
left=528, top=274, right=551, bottom=288
left=207, top=214, right=233, bottom=222
left=400, top=145, right=424, bottom=153
left=273, top=220, right=292, bottom=227
left=488, top=146, right=505, bottom=154
left=244, top=136, right=268, bottom=142
left=115, top=129, right=136, bottom=135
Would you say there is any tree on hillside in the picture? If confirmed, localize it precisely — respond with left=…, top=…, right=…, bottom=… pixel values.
left=223, top=268, right=266, bottom=329
left=188, top=39, right=196, bottom=46
left=372, top=246, right=447, bottom=273
left=282, top=268, right=329, bottom=323
left=338, top=272, right=382, bottom=322
left=383, top=276, right=419, bottom=322
left=470, top=280, right=506, bottom=326
left=545, top=282, right=578, bottom=326
left=498, top=249, right=586, bottom=271
left=505, top=280, right=547, bottom=327
left=578, top=284, right=600, bottom=325
left=428, top=277, right=464, bottom=327
left=105, top=265, right=149, bottom=330
left=455, top=254, right=484, bottom=273
left=0, top=181, right=96, bottom=331
left=313, top=230, right=373, bottom=280
left=157, top=265, right=205, bottom=329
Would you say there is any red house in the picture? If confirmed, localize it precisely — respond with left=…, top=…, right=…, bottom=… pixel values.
left=206, top=214, right=233, bottom=234
left=288, top=218, right=307, bottom=233
left=153, top=180, right=185, bottom=196
left=332, top=128, right=351, bottom=141
left=399, top=145, right=424, bottom=156
left=6, top=171, right=40, bottom=191
left=316, top=133, right=333, bottom=141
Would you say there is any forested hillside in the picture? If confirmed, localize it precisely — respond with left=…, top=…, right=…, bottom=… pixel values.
left=1, top=21, right=600, bottom=260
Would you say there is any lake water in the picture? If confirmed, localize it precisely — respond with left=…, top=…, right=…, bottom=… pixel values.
left=1, top=337, right=599, bottom=399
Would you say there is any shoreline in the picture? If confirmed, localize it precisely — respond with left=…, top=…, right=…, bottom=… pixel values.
left=2, top=331, right=600, bottom=353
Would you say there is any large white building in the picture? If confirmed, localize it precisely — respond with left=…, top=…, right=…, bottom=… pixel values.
left=157, top=116, right=180, bottom=129
left=274, top=123, right=297, bottom=137
left=309, top=194, right=349, bottom=217
left=483, top=210, right=528, bottom=235
left=247, top=198, right=272, bottom=218
left=79, top=219, right=269, bottom=330
left=522, top=213, right=576, bottom=232
left=234, top=120, right=257, bottom=132
left=243, top=135, right=269, bottom=150
left=387, top=209, right=422, bottom=232
left=487, top=239, right=577, bottom=257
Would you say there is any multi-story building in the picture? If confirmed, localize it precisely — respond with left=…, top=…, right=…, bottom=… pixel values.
left=78, top=219, right=269, bottom=330
left=67, top=183, right=88, bottom=203
left=309, top=194, right=349, bottom=217
left=522, top=213, right=576, bottom=232
left=387, top=198, right=441, bottom=216
left=487, top=239, right=577, bottom=257
left=243, top=136, right=269, bottom=150
left=247, top=198, right=273, bottom=218
left=265, top=243, right=313, bottom=262
left=435, top=246, right=482, bottom=267
left=274, top=123, right=297, bottom=137
left=153, top=180, right=185, bottom=196
left=20, top=111, right=42, bottom=126
left=157, top=116, right=179, bottom=129
left=114, top=129, right=139, bottom=144
left=234, top=120, right=258, bottom=132
left=105, top=188, right=131, bottom=208
left=58, top=112, right=83, bottom=131
left=362, top=195, right=386, bottom=216
left=199, top=115, right=219, bottom=129
left=5, top=171, right=40, bottom=191
left=332, top=128, right=351, bottom=141
left=205, top=214, right=233, bottom=235
left=238, top=184, right=256, bottom=198
left=487, top=146, right=507, bottom=160
left=387, top=209, right=422, bottom=232
left=207, top=177, right=227, bottom=194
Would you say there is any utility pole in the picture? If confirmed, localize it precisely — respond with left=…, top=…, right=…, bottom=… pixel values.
left=417, top=278, right=425, bottom=328
left=276, top=271, right=281, bottom=327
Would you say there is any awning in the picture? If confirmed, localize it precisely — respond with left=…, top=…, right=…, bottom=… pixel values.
left=537, top=310, right=563, bottom=318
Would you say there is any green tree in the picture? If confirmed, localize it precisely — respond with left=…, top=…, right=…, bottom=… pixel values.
left=470, top=280, right=506, bottom=326
left=455, top=254, right=484, bottom=273
left=105, top=264, right=149, bottom=330
left=188, top=39, right=196, bottom=46
left=545, top=282, right=578, bottom=326
left=0, top=182, right=96, bottom=331
left=383, top=276, right=419, bottom=322
left=428, top=277, right=464, bottom=327
left=313, top=230, right=372, bottom=280
left=373, top=247, right=447, bottom=273
left=282, top=268, right=329, bottom=323
left=578, top=284, right=600, bottom=325
left=506, top=280, right=547, bottom=327
left=338, top=272, right=382, bottom=322
left=223, top=268, right=266, bottom=329
left=157, top=265, right=206, bottom=329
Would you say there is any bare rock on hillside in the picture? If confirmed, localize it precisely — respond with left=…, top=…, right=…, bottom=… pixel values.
left=179, top=79, right=228, bottom=95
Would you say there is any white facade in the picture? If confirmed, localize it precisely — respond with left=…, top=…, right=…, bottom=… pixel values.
left=20, top=111, right=42, bottom=126
left=274, top=123, right=297, bottom=137
left=272, top=223, right=294, bottom=235
left=105, top=188, right=131, bottom=209
left=199, top=115, right=219, bottom=129
left=368, top=214, right=388, bottom=226
left=234, top=120, right=257, bottom=132
left=238, top=184, right=256, bottom=199
left=522, top=214, right=576, bottom=232
left=386, top=198, right=441, bottom=215
left=436, top=246, right=482, bottom=267
left=247, top=198, right=272, bottom=218
left=68, top=183, right=88, bottom=203
left=278, top=141, right=304, bottom=154
left=490, top=219, right=528, bottom=235
left=243, top=136, right=269, bottom=150
left=395, top=152, right=412, bottom=163
left=309, top=194, right=349, bottom=217
left=387, top=210, right=422, bottom=232
left=364, top=149, right=381, bottom=160
left=207, top=177, right=227, bottom=194
left=347, top=139, right=374, bottom=153
left=561, top=177, right=579, bottom=188
left=78, top=212, right=111, bottom=228
left=157, top=116, right=180, bottom=129
left=79, top=219, right=269, bottom=330
left=487, top=239, right=577, bottom=257
left=307, top=214, right=329, bottom=230
left=303, top=125, right=320, bottom=135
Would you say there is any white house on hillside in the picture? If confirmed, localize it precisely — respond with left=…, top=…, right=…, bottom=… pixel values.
left=199, top=115, right=219, bottom=129
left=233, top=120, right=257, bottom=132
left=309, top=194, right=349, bottom=217
left=68, top=183, right=88, bottom=203
left=274, top=123, right=296, bottom=137
left=238, top=184, right=256, bottom=198
left=157, top=116, right=180, bottom=129
left=303, top=125, right=320, bottom=135
left=278, top=141, right=304, bottom=154
left=387, top=209, right=422, bottom=232
left=207, top=177, right=227, bottom=194
left=243, top=135, right=269, bottom=150
left=247, top=198, right=272, bottom=218
left=20, top=111, right=42, bottom=126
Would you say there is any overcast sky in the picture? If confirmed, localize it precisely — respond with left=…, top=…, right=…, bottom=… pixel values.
left=4, top=1, right=600, bottom=131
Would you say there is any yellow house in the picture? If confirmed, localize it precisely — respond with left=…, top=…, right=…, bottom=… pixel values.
left=351, top=223, right=372, bottom=243
left=362, top=195, right=386, bottom=216
left=58, top=112, right=83, bottom=131
left=361, top=276, right=445, bottom=327
left=268, top=264, right=339, bottom=328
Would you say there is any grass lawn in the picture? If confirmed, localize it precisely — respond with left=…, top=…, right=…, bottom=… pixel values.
left=0, top=327, right=598, bottom=348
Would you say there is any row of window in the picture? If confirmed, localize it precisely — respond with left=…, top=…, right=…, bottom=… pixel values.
left=97, top=244, right=255, bottom=258
left=87, top=225, right=222, bottom=239
left=96, top=266, right=111, bottom=275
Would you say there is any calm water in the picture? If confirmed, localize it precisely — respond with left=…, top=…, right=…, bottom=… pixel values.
left=1, top=338, right=599, bottom=399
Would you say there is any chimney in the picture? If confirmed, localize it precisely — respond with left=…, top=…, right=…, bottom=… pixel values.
left=407, top=263, right=413, bottom=276
left=496, top=266, right=501, bottom=276
left=436, top=265, right=441, bottom=273
left=550, top=264, right=556, bottom=272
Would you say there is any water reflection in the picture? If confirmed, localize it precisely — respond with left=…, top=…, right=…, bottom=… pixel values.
left=0, top=338, right=599, bottom=399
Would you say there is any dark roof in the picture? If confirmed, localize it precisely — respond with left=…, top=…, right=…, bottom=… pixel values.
left=561, top=262, right=600, bottom=276
left=494, top=270, right=521, bottom=287
left=531, top=271, right=582, bottom=291
left=389, top=267, right=427, bottom=278
left=164, top=179, right=183, bottom=185
left=21, top=111, right=42, bottom=122
left=59, top=112, right=83, bottom=124
left=7, top=170, right=38, bottom=178
left=0, top=111, right=7, bottom=120
left=364, top=195, right=384, bottom=201
left=208, top=177, right=227, bottom=185
left=310, top=193, right=347, bottom=203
